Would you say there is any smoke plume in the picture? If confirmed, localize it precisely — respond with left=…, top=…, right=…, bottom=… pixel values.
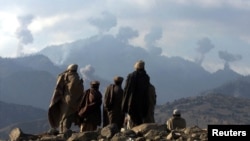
left=79, top=64, right=111, bottom=92
left=195, top=37, right=215, bottom=65
left=218, top=50, right=242, bottom=64
left=80, top=64, right=95, bottom=82
left=15, top=15, right=34, bottom=56
left=218, top=50, right=242, bottom=70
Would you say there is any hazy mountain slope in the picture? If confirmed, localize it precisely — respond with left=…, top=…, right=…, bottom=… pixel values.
left=0, top=55, right=63, bottom=110
left=14, top=54, right=63, bottom=76
left=0, top=101, right=47, bottom=128
left=155, top=93, right=250, bottom=128
left=0, top=101, right=48, bottom=139
left=1, top=70, right=56, bottom=109
left=0, top=55, right=61, bottom=78
left=0, top=57, right=30, bottom=78
left=203, top=75, right=250, bottom=98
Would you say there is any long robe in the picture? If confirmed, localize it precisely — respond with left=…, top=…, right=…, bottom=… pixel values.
left=104, top=84, right=124, bottom=129
left=143, top=83, right=156, bottom=123
left=122, top=69, right=150, bottom=127
left=78, top=88, right=102, bottom=131
left=48, top=71, right=84, bottom=129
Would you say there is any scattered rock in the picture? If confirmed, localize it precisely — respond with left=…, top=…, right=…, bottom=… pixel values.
left=8, top=124, right=208, bottom=141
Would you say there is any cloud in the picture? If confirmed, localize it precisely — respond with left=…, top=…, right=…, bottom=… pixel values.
left=144, top=27, right=163, bottom=46
left=0, top=0, right=250, bottom=74
left=116, top=26, right=139, bottom=43
left=144, top=27, right=163, bottom=55
left=88, top=11, right=117, bottom=34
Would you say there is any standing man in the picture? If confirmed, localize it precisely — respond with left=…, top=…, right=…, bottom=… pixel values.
left=122, top=60, right=150, bottom=128
left=103, top=76, right=125, bottom=130
left=78, top=80, right=102, bottom=132
left=48, top=64, right=84, bottom=135
left=166, top=109, right=186, bottom=130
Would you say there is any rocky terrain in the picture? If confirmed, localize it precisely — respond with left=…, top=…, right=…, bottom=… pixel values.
left=8, top=123, right=208, bottom=141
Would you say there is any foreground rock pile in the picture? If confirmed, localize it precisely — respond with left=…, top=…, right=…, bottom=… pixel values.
left=8, top=123, right=208, bottom=141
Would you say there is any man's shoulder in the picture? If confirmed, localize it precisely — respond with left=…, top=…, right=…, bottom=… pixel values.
left=167, top=117, right=174, bottom=124
left=129, top=71, right=136, bottom=76
left=85, top=89, right=91, bottom=93
left=58, top=71, right=66, bottom=77
left=181, top=117, right=186, bottom=121
left=168, top=116, right=175, bottom=121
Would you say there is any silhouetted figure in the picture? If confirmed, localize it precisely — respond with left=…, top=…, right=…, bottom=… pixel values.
left=78, top=80, right=102, bottom=132
left=166, top=109, right=186, bottom=130
left=122, top=60, right=150, bottom=128
left=103, top=76, right=125, bottom=130
left=48, top=64, right=84, bottom=134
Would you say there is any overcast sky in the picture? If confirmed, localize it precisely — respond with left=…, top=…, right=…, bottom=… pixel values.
left=0, top=0, right=250, bottom=75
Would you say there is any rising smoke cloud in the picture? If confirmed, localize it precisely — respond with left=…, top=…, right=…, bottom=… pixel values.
left=79, top=64, right=110, bottom=92
left=15, top=14, right=34, bottom=57
left=195, top=37, right=215, bottom=65
left=218, top=50, right=242, bottom=69
left=80, top=64, right=95, bottom=82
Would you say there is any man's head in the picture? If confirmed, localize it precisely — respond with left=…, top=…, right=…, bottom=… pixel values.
left=173, top=109, right=181, bottom=117
left=90, top=80, right=100, bottom=89
left=114, top=76, right=124, bottom=85
left=67, top=64, right=78, bottom=71
left=134, top=60, right=145, bottom=70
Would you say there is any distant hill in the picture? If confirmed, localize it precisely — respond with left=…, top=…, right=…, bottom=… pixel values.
left=155, top=93, right=250, bottom=128
left=0, top=70, right=56, bottom=109
left=0, top=101, right=47, bottom=128
left=202, top=75, right=250, bottom=98
left=0, top=55, right=62, bottom=77
left=0, top=101, right=47, bottom=139
left=0, top=55, right=60, bottom=110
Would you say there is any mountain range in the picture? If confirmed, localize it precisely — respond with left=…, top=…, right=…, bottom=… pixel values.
left=1, top=33, right=250, bottom=139
left=0, top=34, right=248, bottom=110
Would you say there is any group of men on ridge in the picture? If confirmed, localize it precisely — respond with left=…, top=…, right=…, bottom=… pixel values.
left=48, top=60, right=186, bottom=135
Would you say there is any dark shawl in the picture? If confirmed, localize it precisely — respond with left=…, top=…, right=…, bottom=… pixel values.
left=78, top=88, right=102, bottom=126
left=122, top=70, right=150, bottom=117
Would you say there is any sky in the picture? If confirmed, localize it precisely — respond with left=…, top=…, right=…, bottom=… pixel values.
left=0, top=0, right=250, bottom=75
